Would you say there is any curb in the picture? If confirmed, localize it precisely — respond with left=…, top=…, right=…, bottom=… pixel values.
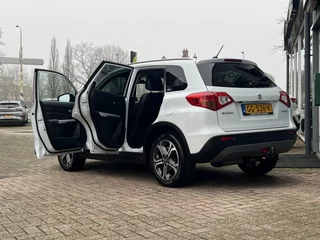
left=276, top=153, right=320, bottom=168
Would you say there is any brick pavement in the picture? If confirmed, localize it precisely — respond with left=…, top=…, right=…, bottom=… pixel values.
left=0, top=124, right=320, bottom=239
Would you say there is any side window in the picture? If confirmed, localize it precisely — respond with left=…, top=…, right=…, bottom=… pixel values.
left=94, top=64, right=131, bottom=96
left=100, top=75, right=128, bottom=95
left=132, top=69, right=164, bottom=103
left=165, top=66, right=187, bottom=92
left=38, top=71, right=76, bottom=102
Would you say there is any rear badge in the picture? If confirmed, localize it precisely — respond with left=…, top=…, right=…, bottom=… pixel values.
left=221, top=112, right=234, bottom=115
left=257, top=93, right=262, bottom=100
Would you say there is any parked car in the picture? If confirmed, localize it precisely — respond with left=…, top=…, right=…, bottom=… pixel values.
left=0, top=100, right=29, bottom=126
left=31, top=58, right=297, bottom=187
left=299, top=104, right=312, bottom=135
left=290, top=96, right=301, bottom=131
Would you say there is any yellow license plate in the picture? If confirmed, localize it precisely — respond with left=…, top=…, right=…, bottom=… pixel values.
left=4, top=115, right=13, bottom=118
left=242, top=104, right=273, bottom=115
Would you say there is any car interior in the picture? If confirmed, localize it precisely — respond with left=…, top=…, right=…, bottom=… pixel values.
left=37, top=70, right=87, bottom=151
left=127, top=69, right=165, bottom=148
left=89, top=69, right=131, bottom=149
left=40, top=100, right=87, bottom=151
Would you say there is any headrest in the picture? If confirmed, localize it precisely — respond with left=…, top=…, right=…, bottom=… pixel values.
left=145, top=74, right=163, bottom=91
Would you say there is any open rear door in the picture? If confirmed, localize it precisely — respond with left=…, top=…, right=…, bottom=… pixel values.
left=73, top=61, right=133, bottom=153
left=31, top=69, right=87, bottom=158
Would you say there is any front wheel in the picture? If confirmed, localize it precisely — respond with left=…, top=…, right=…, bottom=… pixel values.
left=58, top=153, right=86, bottom=171
left=150, top=133, right=195, bottom=187
left=238, top=155, right=278, bottom=176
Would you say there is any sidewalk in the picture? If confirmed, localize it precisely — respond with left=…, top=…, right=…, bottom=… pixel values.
left=277, top=137, right=320, bottom=168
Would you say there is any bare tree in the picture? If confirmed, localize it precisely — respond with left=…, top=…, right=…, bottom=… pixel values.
left=100, top=44, right=129, bottom=64
left=0, top=28, right=4, bottom=57
left=0, top=65, right=20, bottom=100
left=48, top=36, right=60, bottom=71
left=61, top=39, right=75, bottom=92
left=47, top=36, right=61, bottom=98
left=73, top=42, right=129, bottom=86
left=273, top=17, right=286, bottom=55
left=62, top=39, right=75, bottom=82
left=73, top=42, right=101, bottom=86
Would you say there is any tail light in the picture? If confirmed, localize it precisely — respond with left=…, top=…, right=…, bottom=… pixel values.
left=186, top=92, right=234, bottom=111
left=291, top=97, right=297, bottom=104
left=279, top=91, right=290, bottom=108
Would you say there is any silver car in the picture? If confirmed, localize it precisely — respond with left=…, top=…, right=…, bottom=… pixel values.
left=0, top=100, right=29, bottom=126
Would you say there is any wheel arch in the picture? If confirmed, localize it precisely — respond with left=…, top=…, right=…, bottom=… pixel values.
left=143, top=122, right=190, bottom=163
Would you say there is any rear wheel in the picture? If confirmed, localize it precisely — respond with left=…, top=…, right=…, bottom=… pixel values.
left=150, top=133, right=195, bottom=187
left=238, top=155, right=278, bottom=176
left=58, top=153, right=86, bottom=171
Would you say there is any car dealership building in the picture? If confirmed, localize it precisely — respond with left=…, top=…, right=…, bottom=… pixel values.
left=284, top=0, right=320, bottom=154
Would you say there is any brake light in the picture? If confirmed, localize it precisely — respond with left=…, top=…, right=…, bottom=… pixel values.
left=224, top=59, right=242, bottom=63
left=260, top=148, right=270, bottom=154
left=291, top=97, right=297, bottom=104
left=186, top=92, right=234, bottom=111
left=279, top=91, right=290, bottom=108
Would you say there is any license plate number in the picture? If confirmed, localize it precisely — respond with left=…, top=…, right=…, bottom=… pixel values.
left=4, top=115, right=13, bottom=118
left=242, top=104, right=273, bottom=115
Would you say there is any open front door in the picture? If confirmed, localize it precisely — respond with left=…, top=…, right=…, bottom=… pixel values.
left=32, top=69, right=87, bottom=159
left=74, top=61, right=133, bottom=153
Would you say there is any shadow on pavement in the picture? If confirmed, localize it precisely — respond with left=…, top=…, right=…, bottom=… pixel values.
left=192, top=165, right=298, bottom=189
left=81, top=160, right=298, bottom=189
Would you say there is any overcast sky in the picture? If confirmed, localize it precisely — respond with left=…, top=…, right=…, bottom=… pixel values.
left=1, top=0, right=288, bottom=89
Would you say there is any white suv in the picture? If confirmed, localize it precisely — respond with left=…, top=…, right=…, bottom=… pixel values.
left=31, top=58, right=297, bottom=187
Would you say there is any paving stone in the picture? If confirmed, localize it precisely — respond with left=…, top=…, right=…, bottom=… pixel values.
left=1, top=125, right=320, bottom=239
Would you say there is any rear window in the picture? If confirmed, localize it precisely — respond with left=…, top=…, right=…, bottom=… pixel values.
left=0, top=103, right=19, bottom=108
left=197, top=62, right=276, bottom=88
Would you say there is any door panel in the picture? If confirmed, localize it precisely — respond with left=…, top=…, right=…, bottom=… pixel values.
left=32, top=69, right=86, bottom=158
left=75, top=61, right=133, bottom=152
left=89, top=89, right=125, bottom=148
left=40, top=101, right=86, bottom=150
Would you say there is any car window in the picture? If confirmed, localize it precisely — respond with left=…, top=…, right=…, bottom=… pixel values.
left=38, top=71, right=76, bottom=101
left=132, top=69, right=164, bottom=103
left=99, top=73, right=130, bottom=95
left=197, top=62, right=276, bottom=88
left=165, top=66, right=187, bottom=92
left=94, top=64, right=131, bottom=96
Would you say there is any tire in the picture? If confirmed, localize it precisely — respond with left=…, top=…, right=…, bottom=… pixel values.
left=21, top=121, right=26, bottom=126
left=238, top=155, right=278, bottom=176
left=58, top=153, right=86, bottom=171
left=149, top=133, right=195, bottom=187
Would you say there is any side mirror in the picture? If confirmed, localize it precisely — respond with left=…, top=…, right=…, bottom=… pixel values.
left=58, top=93, right=75, bottom=102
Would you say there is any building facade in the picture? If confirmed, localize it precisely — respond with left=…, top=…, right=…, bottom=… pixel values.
left=284, top=0, right=320, bottom=154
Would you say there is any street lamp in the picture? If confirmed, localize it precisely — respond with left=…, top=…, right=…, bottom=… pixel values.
left=241, top=51, right=245, bottom=60
left=16, top=25, right=24, bottom=104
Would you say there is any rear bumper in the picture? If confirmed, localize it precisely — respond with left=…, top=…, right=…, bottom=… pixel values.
left=189, top=130, right=297, bottom=164
left=0, top=116, right=25, bottom=124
